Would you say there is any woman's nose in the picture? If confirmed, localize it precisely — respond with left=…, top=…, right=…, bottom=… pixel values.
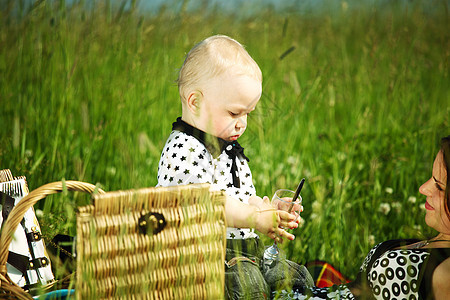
left=419, top=178, right=432, bottom=196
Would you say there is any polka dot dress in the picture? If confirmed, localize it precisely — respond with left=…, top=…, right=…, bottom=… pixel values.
left=157, top=128, right=258, bottom=240
left=274, top=240, right=434, bottom=299
left=367, top=248, right=429, bottom=299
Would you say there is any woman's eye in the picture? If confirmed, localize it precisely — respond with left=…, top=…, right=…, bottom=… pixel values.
left=435, top=183, right=444, bottom=191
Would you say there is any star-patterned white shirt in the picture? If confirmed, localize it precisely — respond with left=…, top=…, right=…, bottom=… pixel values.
left=157, top=130, right=258, bottom=239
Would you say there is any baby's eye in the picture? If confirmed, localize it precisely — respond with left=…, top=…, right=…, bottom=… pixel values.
left=229, top=111, right=239, bottom=117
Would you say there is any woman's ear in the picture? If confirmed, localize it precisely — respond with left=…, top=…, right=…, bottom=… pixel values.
left=186, top=90, right=203, bottom=114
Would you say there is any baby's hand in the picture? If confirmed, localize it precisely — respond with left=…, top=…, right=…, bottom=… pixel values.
left=248, top=196, right=299, bottom=243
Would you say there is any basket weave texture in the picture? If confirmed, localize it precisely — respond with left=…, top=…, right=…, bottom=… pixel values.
left=76, top=183, right=226, bottom=299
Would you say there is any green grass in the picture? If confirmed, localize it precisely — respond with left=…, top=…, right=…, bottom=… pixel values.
left=1, top=0, right=448, bottom=280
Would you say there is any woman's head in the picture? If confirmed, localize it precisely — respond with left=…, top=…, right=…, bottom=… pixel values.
left=419, top=136, right=450, bottom=234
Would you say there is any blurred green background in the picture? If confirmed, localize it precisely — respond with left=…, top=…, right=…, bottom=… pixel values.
left=0, top=0, right=448, bottom=278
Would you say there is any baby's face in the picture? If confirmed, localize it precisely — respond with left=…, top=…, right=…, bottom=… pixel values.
left=195, top=72, right=261, bottom=141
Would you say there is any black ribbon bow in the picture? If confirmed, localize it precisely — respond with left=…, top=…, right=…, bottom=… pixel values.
left=224, top=142, right=249, bottom=188
left=172, top=117, right=249, bottom=188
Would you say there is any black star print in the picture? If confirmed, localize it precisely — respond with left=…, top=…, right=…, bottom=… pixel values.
left=199, top=154, right=204, bottom=159
left=226, top=163, right=230, bottom=168
left=227, top=183, right=233, bottom=188
left=220, top=171, right=225, bottom=176
left=164, top=175, right=168, bottom=180
left=213, top=179, right=218, bottom=184
left=241, top=161, right=245, bottom=165
left=172, top=153, right=177, bottom=158
left=181, top=156, right=186, bottom=161
left=197, top=174, right=202, bottom=179
left=175, top=136, right=179, bottom=140
left=193, top=161, right=198, bottom=166
left=230, top=233, right=235, bottom=238
left=189, top=147, right=195, bottom=152
left=202, top=168, right=206, bottom=173
left=236, top=190, right=240, bottom=194
left=177, top=144, right=183, bottom=148
left=245, top=191, right=250, bottom=195
left=245, top=173, right=250, bottom=178
left=240, top=231, right=245, bottom=237
left=184, top=169, right=190, bottom=174
left=169, top=177, right=174, bottom=182
left=174, top=166, right=180, bottom=171
left=177, top=179, right=183, bottom=184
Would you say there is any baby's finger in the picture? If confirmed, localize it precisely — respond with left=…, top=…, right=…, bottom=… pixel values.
left=284, top=220, right=299, bottom=230
left=278, top=228, right=295, bottom=241
left=278, top=211, right=297, bottom=222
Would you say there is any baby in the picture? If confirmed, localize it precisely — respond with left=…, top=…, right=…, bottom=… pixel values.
left=157, top=34, right=312, bottom=298
left=157, top=34, right=298, bottom=242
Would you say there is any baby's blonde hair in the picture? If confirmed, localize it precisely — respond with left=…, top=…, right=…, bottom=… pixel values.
left=177, top=35, right=262, bottom=101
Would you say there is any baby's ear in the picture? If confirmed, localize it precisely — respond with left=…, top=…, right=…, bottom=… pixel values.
left=186, top=90, right=203, bottom=114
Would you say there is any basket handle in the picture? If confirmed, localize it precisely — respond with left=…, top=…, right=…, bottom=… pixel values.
left=0, top=180, right=105, bottom=274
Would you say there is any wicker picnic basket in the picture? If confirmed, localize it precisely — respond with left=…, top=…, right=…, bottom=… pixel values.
left=76, top=183, right=227, bottom=299
left=0, top=180, right=226, bottom=299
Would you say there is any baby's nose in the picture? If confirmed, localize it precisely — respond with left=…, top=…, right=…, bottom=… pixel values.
left=235, top=116, right=247, bottom=129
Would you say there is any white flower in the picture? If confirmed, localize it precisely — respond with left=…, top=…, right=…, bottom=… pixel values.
left=287, top=156, right=297, bottom=165
left=379, top=203, right=391, bottom=215
left=385, top=187, right=393, bottom=194
left=312, top=201, right=321, bottom=212
left=106, top=166, right=116, bottom=176
left=25, top=149, right=33, bottom=157
left=337, top=152, right=346, bottom=161
left=408, top=196, right=417, bottom=204
left=368, top=234, right=376, bottom=246
left=35, top=209, right=43, bottom=218
left=303, top=169, right=312, bottom=178
left=391, top=202, right=402, bottom=212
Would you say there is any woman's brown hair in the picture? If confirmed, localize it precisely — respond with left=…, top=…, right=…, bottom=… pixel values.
left=441, top=135, right=450, bottom=219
